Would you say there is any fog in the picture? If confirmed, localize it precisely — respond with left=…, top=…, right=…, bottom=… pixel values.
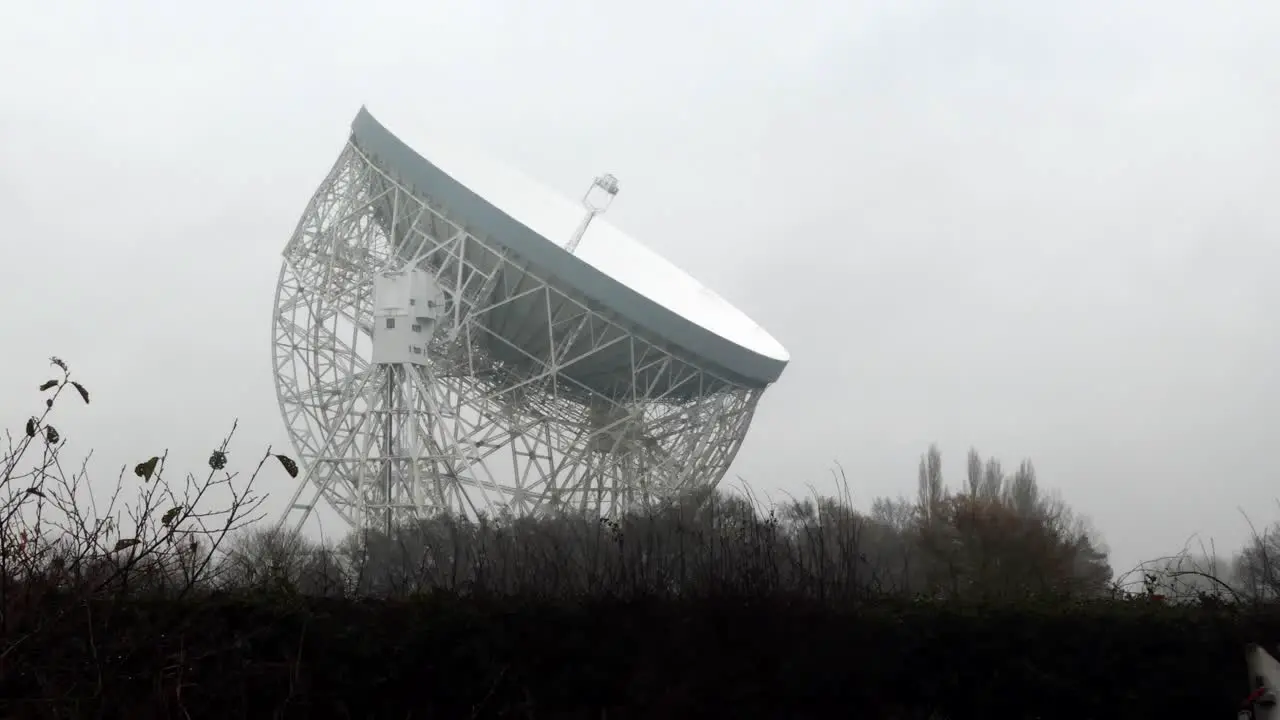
left=3, top=1, right=1278, bottom=573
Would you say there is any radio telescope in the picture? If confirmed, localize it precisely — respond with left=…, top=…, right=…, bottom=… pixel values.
left=271, top=107, right=789, bottom=533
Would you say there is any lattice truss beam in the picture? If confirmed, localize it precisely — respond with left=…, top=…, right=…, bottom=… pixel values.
left=271, top=141, right=762, bottom=532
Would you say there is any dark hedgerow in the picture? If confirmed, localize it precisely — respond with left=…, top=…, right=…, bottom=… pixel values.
left=0, top=357, right=1269, bottom=718
left=0, top=593, right=1268, bottom=718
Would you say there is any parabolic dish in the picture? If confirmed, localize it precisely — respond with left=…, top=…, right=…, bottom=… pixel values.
left=271, top=107, right=793, bottom=529
left=350, top=107, right=789, bottom=390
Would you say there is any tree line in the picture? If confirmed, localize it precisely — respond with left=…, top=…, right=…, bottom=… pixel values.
left=2, top=358, right=1277, bottom=605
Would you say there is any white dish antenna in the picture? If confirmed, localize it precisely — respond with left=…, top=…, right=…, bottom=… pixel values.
left=270, top=107, right=789, bottom=533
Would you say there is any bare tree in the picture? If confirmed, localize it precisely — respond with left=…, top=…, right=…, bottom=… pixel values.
left=1229, top=518, right=1280, bottom=601
left=979, top=457, right=1003, bottom=500
left=0, top=356, right=282, bottom=634
left=917, top=444, right=946, bottom=524
left=966, top=448, right=982, bottom=497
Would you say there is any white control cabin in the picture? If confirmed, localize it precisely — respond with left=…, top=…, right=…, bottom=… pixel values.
left=371, top=269, right=446, bottom=365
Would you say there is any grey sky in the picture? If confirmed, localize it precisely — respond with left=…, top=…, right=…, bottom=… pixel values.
left=3, top=1, right=1278, bottom=573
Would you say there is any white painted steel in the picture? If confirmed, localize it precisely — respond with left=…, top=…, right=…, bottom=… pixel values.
left=372, top=108, right=787, bottom=364
left=350, top=108, right=788, bottom=389
left=270, top=116, right=785, bottom=532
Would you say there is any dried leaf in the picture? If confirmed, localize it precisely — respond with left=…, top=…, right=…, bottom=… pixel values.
left=71, top=381, right=89, bottom=405
left=25, top=488, right=46, bottom=499
left=50, top=357, right=67, bottom=372
left=275, top=454, right=299, bottom=478
left=45, top=426, right=60, bottom=445
left=38, top=380, right=58, bottom=391
left=113, top=538, right=140, bottom=552
left=161, top=506, right=183, bottom=527
left=24, top=418, right=36, bottom=438
left=134, top=456, right=160, bottom=482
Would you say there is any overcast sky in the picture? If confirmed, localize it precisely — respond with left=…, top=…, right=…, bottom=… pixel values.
left=3, top=0, right=1278, bottom=573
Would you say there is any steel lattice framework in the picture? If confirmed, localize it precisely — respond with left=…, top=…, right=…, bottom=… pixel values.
left=272, top=137, right=764, bottom=533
